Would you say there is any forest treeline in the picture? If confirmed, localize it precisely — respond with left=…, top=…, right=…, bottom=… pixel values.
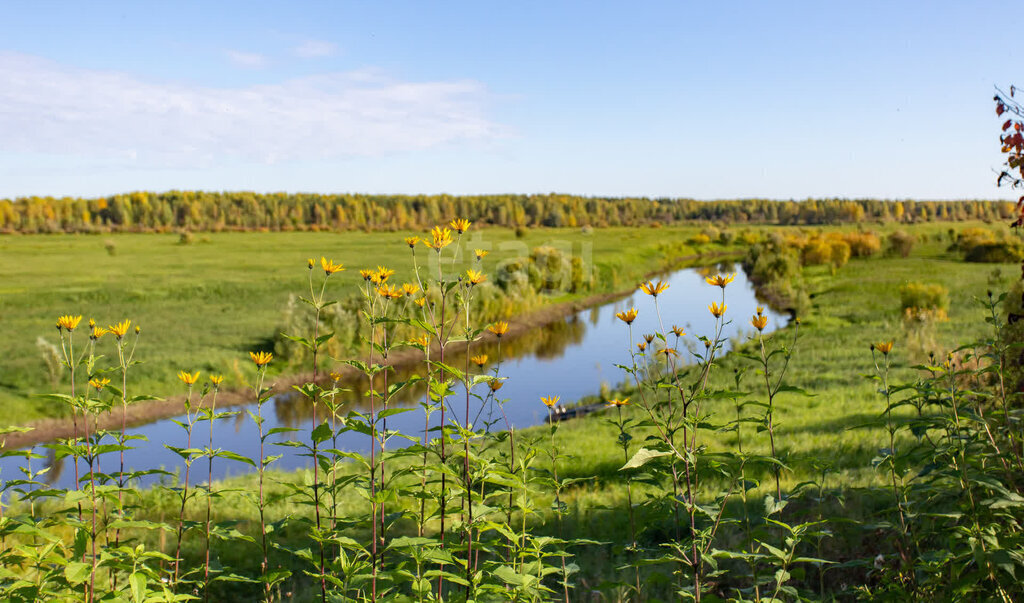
left=0, top=191, right=1017, bottom=233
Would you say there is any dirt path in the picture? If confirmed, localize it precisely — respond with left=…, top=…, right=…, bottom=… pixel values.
left=2, top=252, right=738, bottom=450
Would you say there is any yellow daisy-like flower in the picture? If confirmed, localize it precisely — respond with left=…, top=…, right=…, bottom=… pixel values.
left=488, top=321, right=510, bottom=337
left=466, top=269, right=486, bottom=285
left=616, top=308, right=638, bottom=324
left=210, top=374, right=224, bottom=386
left=471, top=354, right=488, bottom=367
left=474, top=249, right=489, bottom=260
left=402, top=283, right=420, bottom=296
left=705, top=273, right=736, bottom=289
left=108, top=319, right=131, bottom=339
left=88, top=318, right=96, bottom=328
left=708, top=302, right=727, bottom=318
left=643, top=333, right=655, bottom=344
left=658, top=348, right=679, bottom=359
left=637, top=342, right=647, bottom=352
left=375, top=266, right=395, bottom=283
left=541, top=395, right=560, bottom=408
left=57, top=315, right=83, bottom=331
left=404, top=236, right=420, bottom=248
left=89, top=377, right=110, bottom=390
left=671, top=325, right=685, bottom=337
left=135, top=325, right=141, bottom=335
left=414, top=296, right=427, bottom=308
left=449, top=218, right=471, bottom=234
left=751, top=314, right=768, bottom=331
left=756, top=306, right=765, bottom=315
left=178, top=370, right=200, bottom=385
left=359, top=269, right=374, bottom=281
left=91, top=326, right=108, bottom=340
left=639, top=280, right=670, bottom=297
left=874, top=340, right=894, bottom=355
left=411, top=334, right=431, bottom=348
left=329, top=371, right=343, bottom=382
left=424, top=226, right=453, bottom=250
left=250, top=351, right=273, bottom=367
left=376, top=284, right=403, bottom=300
left=489, top=379, right=504, bottom=392
left=607, top=397, right=630, bottom=408
left=321, top=257, right=345, bottom=275
left=307, top=258, right=315, bottom=269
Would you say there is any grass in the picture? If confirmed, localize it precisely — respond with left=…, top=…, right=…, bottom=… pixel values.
left=0, top=225, right=734, bottom=420
left=100, top=223, right=1022, bottom=598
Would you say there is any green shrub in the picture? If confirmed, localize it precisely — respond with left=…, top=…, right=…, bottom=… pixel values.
left=886, top=230, right=916, bottom=258
left=899, top=281, right=949, bottom=321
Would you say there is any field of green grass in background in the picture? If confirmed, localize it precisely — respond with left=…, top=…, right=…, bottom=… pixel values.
left=1, top=225, right=740, bottom=420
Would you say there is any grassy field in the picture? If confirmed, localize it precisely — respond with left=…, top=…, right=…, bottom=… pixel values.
left=104, top=222, right=1020, bottom=598
left=0, top=225, right=738, bottom=420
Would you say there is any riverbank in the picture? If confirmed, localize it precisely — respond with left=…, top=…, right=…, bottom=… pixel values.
left=1, top=249, right=742, bottom=450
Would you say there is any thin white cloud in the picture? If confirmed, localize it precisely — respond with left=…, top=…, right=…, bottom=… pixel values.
left=0, top=52, right=506, bottom=167
left=293, top=40, right=338, bottom=58
left=225, top=49, right=269, bottom=68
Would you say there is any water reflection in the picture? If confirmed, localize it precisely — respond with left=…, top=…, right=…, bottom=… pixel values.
left=5, top=264, right=787, bottom=489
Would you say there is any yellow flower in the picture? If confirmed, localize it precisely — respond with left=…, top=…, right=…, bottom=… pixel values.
left=329, top=371, right=343, bottom=382
left=489, top=378, right=504, bottom=392
left=708, top=302, right=727, bottom=318
left=321, top=257, right=344, bottom=275
left=643, top=333, right=654, bottom=344
left=449, top=218, right=471, bottom=234
left=705, top=273, right=736, bottom=289
left=178, top=370, right=200, bottom=385
left=616, top=308, right=638, bottom=324
left=210, top=374, right=224, bottom=386
left=637, top=342, right=647, bottom=352
left=658, top=348, right=679, bottom=358
left=89, top=377, right=110, bottom=390
left=404, top=236, right=420, bottom=248
left=425, top=226, right=453, bottom=250
left=411, top=334, right=431, bottom=348
left=751, top=314, right=768, bottom=331
left=88, top=318, right=96, bottom=328
left=607, top=397, right=630, bottom=407
left=359, top=269, right=374, bottom=281
left=374, top=266, right=395, bottom=283
left=57, top=315, right=83, bottom=331
left=250, top=351, right=273, bottom=367
left=307, top=258, right=315, bottom=269
left=466, top=269, right=486, bottom=285
left=108, top=319, right=131, bottom=339
left=376, top=284, right=403, bottom=300
left=756, top=306, right=765, bottom=315
left=474, top=249, right=489, bottom=260
left=135, top=325, right=141, bottom=335
left=414, top=296, right=427, bottom=308
left=471, top=354, right=488, bottom=367
left=402, top=283, right=420, bottom=296
left=91, top=326, right=108, bottom=340
left=488, top=321, right=510, bottom=337
left=671, top=325, right=685, bottom=337
left=541, top=395, right=560, bottom=408
left=875, top=340, right=894, bottom=355
left=639, top=280, right=670, bottom=297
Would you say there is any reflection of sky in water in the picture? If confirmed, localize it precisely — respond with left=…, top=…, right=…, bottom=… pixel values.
left=2, top=265, right=786, bottom=489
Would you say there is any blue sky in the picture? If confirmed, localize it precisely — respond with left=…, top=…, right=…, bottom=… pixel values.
left=0, top=1, right=1016, bottom=199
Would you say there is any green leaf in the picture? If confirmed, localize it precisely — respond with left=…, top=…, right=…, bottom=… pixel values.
left=129, top=572, right=147, bottom=603
left=311, top=421, right=333, bottom=444
left=64, top=561, right=91, bottom=585
left=620, top=447, right=671, bottom=470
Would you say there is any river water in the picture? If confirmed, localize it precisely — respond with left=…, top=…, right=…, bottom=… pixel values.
left=1, top=263, right=786, bottom=490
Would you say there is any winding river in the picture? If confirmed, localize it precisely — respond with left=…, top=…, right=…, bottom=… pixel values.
left=1, top=263, right=786, bottom=490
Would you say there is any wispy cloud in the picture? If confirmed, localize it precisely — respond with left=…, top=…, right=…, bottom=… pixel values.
left=292, top=39, right=338, bottom=58
left=225, top=49, right=269, bottom=68
left=0, top=52, right=506, bottom=168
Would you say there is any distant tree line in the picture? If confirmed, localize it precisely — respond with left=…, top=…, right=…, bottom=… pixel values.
left=0, top=191, right=1017, bottom=233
